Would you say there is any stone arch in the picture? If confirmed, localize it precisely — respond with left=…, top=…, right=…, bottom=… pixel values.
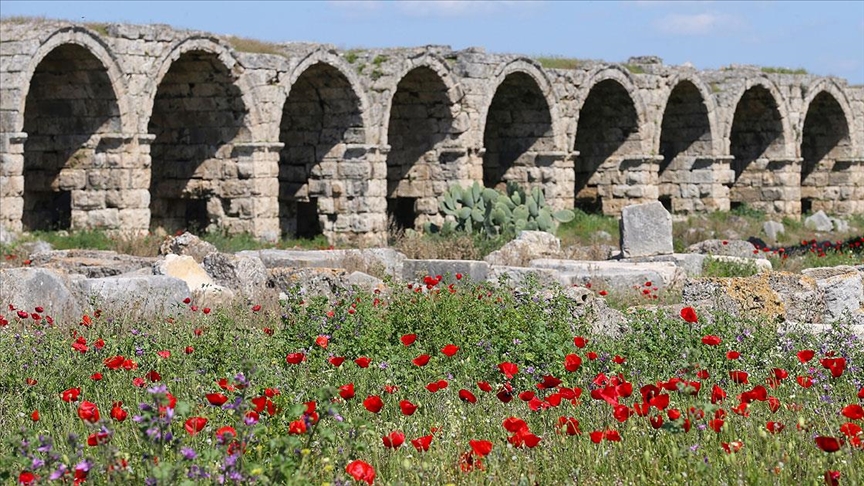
left=19, top=33, right=125, bottom=231
left=656, top=78, right=716, bottom=212
left=383, top=59, right=460, bottom=231
left=799, top=84, right=855, bottom=213
left=573, top=68, right=646, bottom=212
left=146, top=39, right=252, bottom=233
left=481, top=60, right=561, bottom=190
left=727, top=80, right=793, bottom=212
left=654, top=75, right=720, bottom=160
left=278, top=58, right=367, bottom=238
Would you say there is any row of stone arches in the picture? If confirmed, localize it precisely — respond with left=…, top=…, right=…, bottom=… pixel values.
left=12, top=31, right=858, bottom=238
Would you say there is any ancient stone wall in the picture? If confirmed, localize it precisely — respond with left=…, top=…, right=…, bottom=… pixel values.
left=1, top=19, right=862, bottom=244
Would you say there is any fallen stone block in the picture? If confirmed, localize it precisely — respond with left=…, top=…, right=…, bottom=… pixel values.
left=77, top=275, right=189, bottom=319
left=619, top=201, right=673, bottom=258
left=0, top=267, right=82, bottom=323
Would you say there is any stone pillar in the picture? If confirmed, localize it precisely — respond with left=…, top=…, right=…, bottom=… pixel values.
left=228, top=142, right=282, bottom=241
left=0, top=132, right=27, bottom=232
left=730, top=157, right=801, bottom=216
left=661, top=156, right=734, bottom=213
left=534, top=150, right=575, bottom=211
left=330, top=144, right=388, bottom=247
left=598, top=155, right=661, bottom=215
left=809, top=157, right=864, bottom=215
left=70, top=133, right=148, bottom=233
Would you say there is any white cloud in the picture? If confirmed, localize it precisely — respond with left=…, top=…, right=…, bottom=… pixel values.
left=654, top=12, right=742, bottom=36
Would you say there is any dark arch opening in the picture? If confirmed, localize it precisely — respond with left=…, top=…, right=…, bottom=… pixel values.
left=800, top=91, right=852, bottom=213
left=573, top=79, right=640, bottom=213
left=659, top=81, right=712, bottom=174
left=385, top=66, right=453, bottom=231
left=22, top=44, right=121, bottom=231
left=729, top=86, right=784, bottom=182
left=278, top=62, right=365, bottom=239
left=148, top=50, right=248, bottom=234
left=482, top=72, right=555, bottom=191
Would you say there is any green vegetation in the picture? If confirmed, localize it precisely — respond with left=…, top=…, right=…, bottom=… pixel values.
left=226, top=36, right=284, bottom=56
left=0, top=279, right=862, bottom=484
left=701, top=257, right=760, bottom=278
left=623, top=63, right=646, bottom=74
left=760, top=67, right=809, bottom=75
left=343, top=50, right=361, bottom=64
left=372, top=54, right=388, bottom=66
left=83, top=22, right=110, bottom=36
left=534, top=56, right=584, bottom=70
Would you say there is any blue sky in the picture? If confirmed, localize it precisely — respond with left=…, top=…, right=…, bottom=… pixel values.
left=2, top=1, right=863, bottom=84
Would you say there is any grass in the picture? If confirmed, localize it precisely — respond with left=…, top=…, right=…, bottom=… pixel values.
left=226, top=36, right=284, bottom=56
left=623, top=63, right=646, bottom=74
left=556, top=209, right=620, bottom=248
left=534, top=56, right=585, bottom=70
left=83, top=22, right=110, bottom=36
left=701, top=257, right=760, bottom=278
left=760, top=67, right=808, bottom=75
left=0, top=279, right=861, bottom=484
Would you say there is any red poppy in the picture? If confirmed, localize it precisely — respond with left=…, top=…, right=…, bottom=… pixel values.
left=650, top=415, right=664, bottom=429
left=613, top=355, right=626, bottom=364
left=263, top=327, right=274, bottom=336
left=400, top=334, right=417, bottom=346
left=459, top=451, right=484, bottom=472
left=701, top=335, right=721, bottom=346
left=820, top=357, right=846, bottom=378
left=399, top=399, right=417, bottom=416
left=842, top=404, right=864, bottom=420
left=19, top=472, right=36, bottom=485
left=411, top=434, right=433, bottom=451
left=537, top=375, right=562, bottom=389
left=503, top=417, right=528, bottom=433
left=285, top=353, right=305, bottom=365
left=87, top=431, right=111, bottom=447
left=589, top=430, right=604, bottom=443
left=90, top=372, right=103, bottom=382
left=206, top=393, right=228, bottom=406
left=564, top=353, right=582, bottom=372
left=61, top=387, right=81, bottom=403
left=825, top=471, right=841, bottom=486
left=412, top=354, right=431, bottom=367
left=772, top=368, right=789, bottom=380
left=768, top=396, right=781, bottom=413
left=680, top=306, right=698, bottom=323
left=339, top=383, right=355, bottom=400
left=104, top=356, right=125, bottom=370
left=557, top=416, right=581, bottom=435
left=599, top=290, right=608, bottom=296
left=797, top=376, right=814, bottom=388
left=498, top=362, right=519, bottom=379
left=345, top=460, right=375, bottom=485
left=315, top=335, right=329, bottom=348
left=726, top=351, right=740, bottom=360
left=667, top=409, right=681, bottom=421
left=328, top=356, right=345, bottom=367
left=840, top=422, right=862, bottom=438
left=587, top=351, right=598, bottom=360
left=815, top=436, right=843, bottom=452
left=766, top=421, right=784, bottom=434
left=216, top=426, right=237, bottom=441
left=729, top=370, right=749, bottom=384
left=573, top=336, right=588, bottom=348
left=436, top=379, right=448, bottom=389
left=184, top=417, right=208, bottom=435
left=604, top=430, right=621, bottom=442
left=518, top=391, right=536, bottom=402
left=459, top=389, right=477, bottom=404
left=613, top=404, right=632, bottom=423
left=30, top=410, right=39, bottom=422
left=468, top=440, right=493, bottom=457
left=363, top=395, right=384, bottom=413
left=111, top=402, right=127, bottom=422
left=508, top=428, right=542, bottom=448
left=251, top=304, right=262, bottom=312
left=497, top=386, right=513, bottom=403
left=721, top=441, right=743, bottom=453
left=156, top=350, right=170, bottom=359
left=649, top=393, right=670, bottom=411
left=859, top=387, right=864, bottom=399
left=708, top=419, right=724, bottom=433
left=426, top=382, right=440, bottom=393
left=145, top=370, right=161, bottom=382
left=354, top=357, right=372, bottom=368
left=477, top=381, right=493, bottom=392
left=441, top=344, right=459, bottom=357
left=382, top=431, right=405, bottom=449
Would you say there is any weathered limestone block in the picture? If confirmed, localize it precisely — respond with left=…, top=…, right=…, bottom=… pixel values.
left=159, top=232, right=218, bottom=263
left=619, top=201, right=673, bottom=258
left=202, top=252, right=268, bottom=300
left=77, top=275, right=189, bottom=318
left=402, top=259, right=489, bottom=283
left=0, top=267, right=83, bottom=322
left=804, top=210, right=833, bottom=232
left=27, top=249, right=156, bottom=278
left=484, top=231, right=561, bottom=267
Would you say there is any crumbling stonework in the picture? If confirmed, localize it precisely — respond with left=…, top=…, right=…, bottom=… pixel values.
left=1, top=19, right=862, bottom=244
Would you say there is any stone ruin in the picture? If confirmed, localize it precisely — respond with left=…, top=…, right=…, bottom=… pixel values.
left=1, top=18, right=863, bottom=246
